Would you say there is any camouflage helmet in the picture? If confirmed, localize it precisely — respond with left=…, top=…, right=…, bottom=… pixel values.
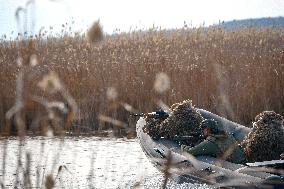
left=200, top=119, right=221, bottom=135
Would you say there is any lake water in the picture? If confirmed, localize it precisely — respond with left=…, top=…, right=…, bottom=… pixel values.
left=0, top=137, right=209, bottom=189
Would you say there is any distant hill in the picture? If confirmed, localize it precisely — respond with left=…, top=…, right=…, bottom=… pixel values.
left=213, top=17, right=284, bottom=29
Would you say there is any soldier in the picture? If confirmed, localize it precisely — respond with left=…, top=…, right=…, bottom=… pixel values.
left=181, top=119, right=247, bottom=164
left=241, top=111, right=284, bottom=162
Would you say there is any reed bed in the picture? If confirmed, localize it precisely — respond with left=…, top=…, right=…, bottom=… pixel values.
left=0, top=26, right=284, bottom=136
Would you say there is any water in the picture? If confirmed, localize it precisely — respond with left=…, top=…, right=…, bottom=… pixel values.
left=0, top=137, right=209, bottom=189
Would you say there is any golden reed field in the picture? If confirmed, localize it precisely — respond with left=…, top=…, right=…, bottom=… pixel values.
left=0, top=24, right=284, bottom=136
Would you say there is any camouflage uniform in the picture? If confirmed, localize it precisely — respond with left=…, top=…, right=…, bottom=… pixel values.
left=241, top=111, right=284, bottom=162
left=181, top=119, right=247, bottom=164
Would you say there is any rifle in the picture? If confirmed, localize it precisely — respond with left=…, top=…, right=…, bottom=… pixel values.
left=130, top=110, right=169, bottom=119
left=172, top=133, right=201, bottom=141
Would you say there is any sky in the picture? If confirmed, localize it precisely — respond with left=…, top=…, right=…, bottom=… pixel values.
left=0, top=0, right=284, bottom=38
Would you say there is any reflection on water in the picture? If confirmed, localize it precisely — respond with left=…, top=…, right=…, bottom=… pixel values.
left=0, top=137, right=209, bottom=188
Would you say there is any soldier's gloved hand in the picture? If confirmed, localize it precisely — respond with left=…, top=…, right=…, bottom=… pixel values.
left=181, top=144, right=187, bottom=152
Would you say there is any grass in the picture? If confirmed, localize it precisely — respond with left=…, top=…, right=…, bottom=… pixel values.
left=0, top=26, right=284, bottom=136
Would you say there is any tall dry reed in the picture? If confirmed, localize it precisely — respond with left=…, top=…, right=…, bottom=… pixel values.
left=0, top=26, right=284, bottom=136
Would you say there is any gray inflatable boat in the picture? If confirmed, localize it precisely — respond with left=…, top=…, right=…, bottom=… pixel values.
left=136, top=109, right=284, bottom=188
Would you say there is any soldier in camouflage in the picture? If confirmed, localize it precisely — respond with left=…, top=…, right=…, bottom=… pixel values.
left=181, top=119, right=247, bottom=164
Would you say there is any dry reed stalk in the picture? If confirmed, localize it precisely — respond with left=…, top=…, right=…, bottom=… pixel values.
left=1, top=26, right=284, bottom=135
left=162, top=151, right=172, bottom=189
left=1, top=140, right=7, bottom=188
left=45, top=174, right=55, bottom=189
left=87, top=20, right=104, bottom=44
left=24, top=153, right=32, bottom=188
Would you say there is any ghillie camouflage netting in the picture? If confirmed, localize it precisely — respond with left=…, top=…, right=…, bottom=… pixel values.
left=241, top=111, right=284, bottom=162
left=143, top=100, right=204, bottom=146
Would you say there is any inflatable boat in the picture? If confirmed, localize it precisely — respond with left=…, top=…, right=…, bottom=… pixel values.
left=136, top=109, right=284, bottom=188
